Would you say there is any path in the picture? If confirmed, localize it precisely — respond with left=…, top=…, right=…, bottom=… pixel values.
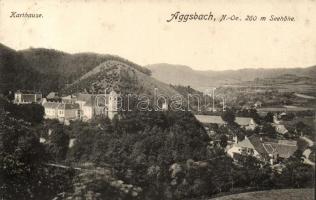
left=300, top=136, right=315, bottom=166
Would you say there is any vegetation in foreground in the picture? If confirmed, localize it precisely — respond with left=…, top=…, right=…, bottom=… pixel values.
left=0, top=103, right=314, bottom=200
left=206, top=188, right=314, bottom=200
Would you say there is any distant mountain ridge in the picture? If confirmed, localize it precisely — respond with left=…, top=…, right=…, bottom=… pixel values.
left=1, top=42, right=315, bottom=96
left=147, top=63, right=316, bottom=91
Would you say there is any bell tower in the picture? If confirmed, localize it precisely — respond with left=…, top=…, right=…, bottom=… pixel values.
left=108, top=90, right=118, bottom=120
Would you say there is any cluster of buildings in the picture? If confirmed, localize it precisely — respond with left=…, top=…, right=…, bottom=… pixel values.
left=13, top=90, right=119, bottom=123
left=11, top=90, right=307, bottom=166
left=227, top=135, right=297, bottom=165
left=194, top=114, right=298, bottom=165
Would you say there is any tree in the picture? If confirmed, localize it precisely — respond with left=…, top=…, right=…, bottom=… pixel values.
left=49, top=124, right=70, bottom=162
left=276, top=150, right=314, bottom=188
left=249, top=109, right=261, bottom=124
left=219, top=135, right=228, bottom=148
left=261, top=123, right=276, bottom=138
left=0, top=113, right=58, bottom=200
left=264, top=112, right=274, bottom=123
left=4, top=103, right=44, bottom=124
left=295, top=121, right=310, bottom=137
left=221, top=109, right=236, bottom=124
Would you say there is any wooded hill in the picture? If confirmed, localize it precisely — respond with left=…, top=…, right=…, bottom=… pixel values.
left=0, top=43, right=151, bottom=95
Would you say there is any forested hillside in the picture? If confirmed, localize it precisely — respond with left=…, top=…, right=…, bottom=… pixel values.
left=0, top=43, right=151, bottom=95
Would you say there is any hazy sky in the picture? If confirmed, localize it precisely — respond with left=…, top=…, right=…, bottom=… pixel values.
left=0, top=0, right=315, bottom=70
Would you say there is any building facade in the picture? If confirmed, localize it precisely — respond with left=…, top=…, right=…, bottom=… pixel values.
left=14, top=90, right=42, bottom=104
left=43, top=102, right=80, bottom=122
left=43, top=90, right=119, bottom=122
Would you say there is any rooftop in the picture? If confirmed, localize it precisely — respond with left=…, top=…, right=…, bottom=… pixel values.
left=263, top=142, right=297, bottom=158
left=57, top=103, right=80, bottom=110
left=43, top=102, right=79, bottom=110
left=238, top=135, right=298, bottom=159
left=195, top=115, right=254, bottom=126
left=15, top=90, right=42, bottom=95
left=43, top=102, right=59, bottom=109
left=46, top=92, right=59, bottom=99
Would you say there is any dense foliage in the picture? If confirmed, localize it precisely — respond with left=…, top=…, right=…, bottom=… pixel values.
left=0, top=113, right=75, bottom=200
left=3, top=102, right=44, bottom=124
left=170, top=85, right=213, bottom=112
left=0, top=101, right=314, bottom=199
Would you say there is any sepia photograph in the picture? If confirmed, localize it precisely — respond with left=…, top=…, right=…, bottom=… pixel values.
left=0, top=0, right=315, bottom=199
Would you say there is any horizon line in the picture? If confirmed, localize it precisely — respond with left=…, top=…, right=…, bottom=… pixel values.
left=1, top=42, right=315, bottom=71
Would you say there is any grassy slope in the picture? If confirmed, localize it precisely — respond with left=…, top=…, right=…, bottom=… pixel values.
left=209, top=189, right=315, bottom=200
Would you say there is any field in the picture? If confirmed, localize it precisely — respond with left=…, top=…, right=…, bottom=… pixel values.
left=209, top=188, right=315, bottom=200
left=257, top=107, right=315, bottom=113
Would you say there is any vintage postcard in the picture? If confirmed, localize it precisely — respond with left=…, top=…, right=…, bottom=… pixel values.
left=0, top=0, right=315, bottom=199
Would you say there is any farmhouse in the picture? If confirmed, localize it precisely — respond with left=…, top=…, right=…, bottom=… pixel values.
left=14, top=90, right=42, bottom=104
left=227, top=136, right=266, bottom=160
left=227, top=135, right=297, bottom=164
left=273, top=124, right=289, bottom=135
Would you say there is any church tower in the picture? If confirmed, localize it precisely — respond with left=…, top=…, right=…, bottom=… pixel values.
left=108, top=90, right=118, bottom=120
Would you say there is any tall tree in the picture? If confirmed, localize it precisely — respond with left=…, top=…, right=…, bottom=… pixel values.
left=221, top=109, right=236, bottom=125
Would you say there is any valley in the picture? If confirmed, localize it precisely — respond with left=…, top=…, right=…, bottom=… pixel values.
left=0, top=43, right=315, bottom=200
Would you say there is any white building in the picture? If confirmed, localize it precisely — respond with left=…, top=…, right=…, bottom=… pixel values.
left=227, top=136, right=261, bottom=159
left=43, top=90, right=119, bottom=122
left=43, top=102, right=59, bottom=119
left=14, top=90, right=42, bottom=104
left=43, top=102, right=79, bottom=122
left=73, top=90, right=119, bottom=121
